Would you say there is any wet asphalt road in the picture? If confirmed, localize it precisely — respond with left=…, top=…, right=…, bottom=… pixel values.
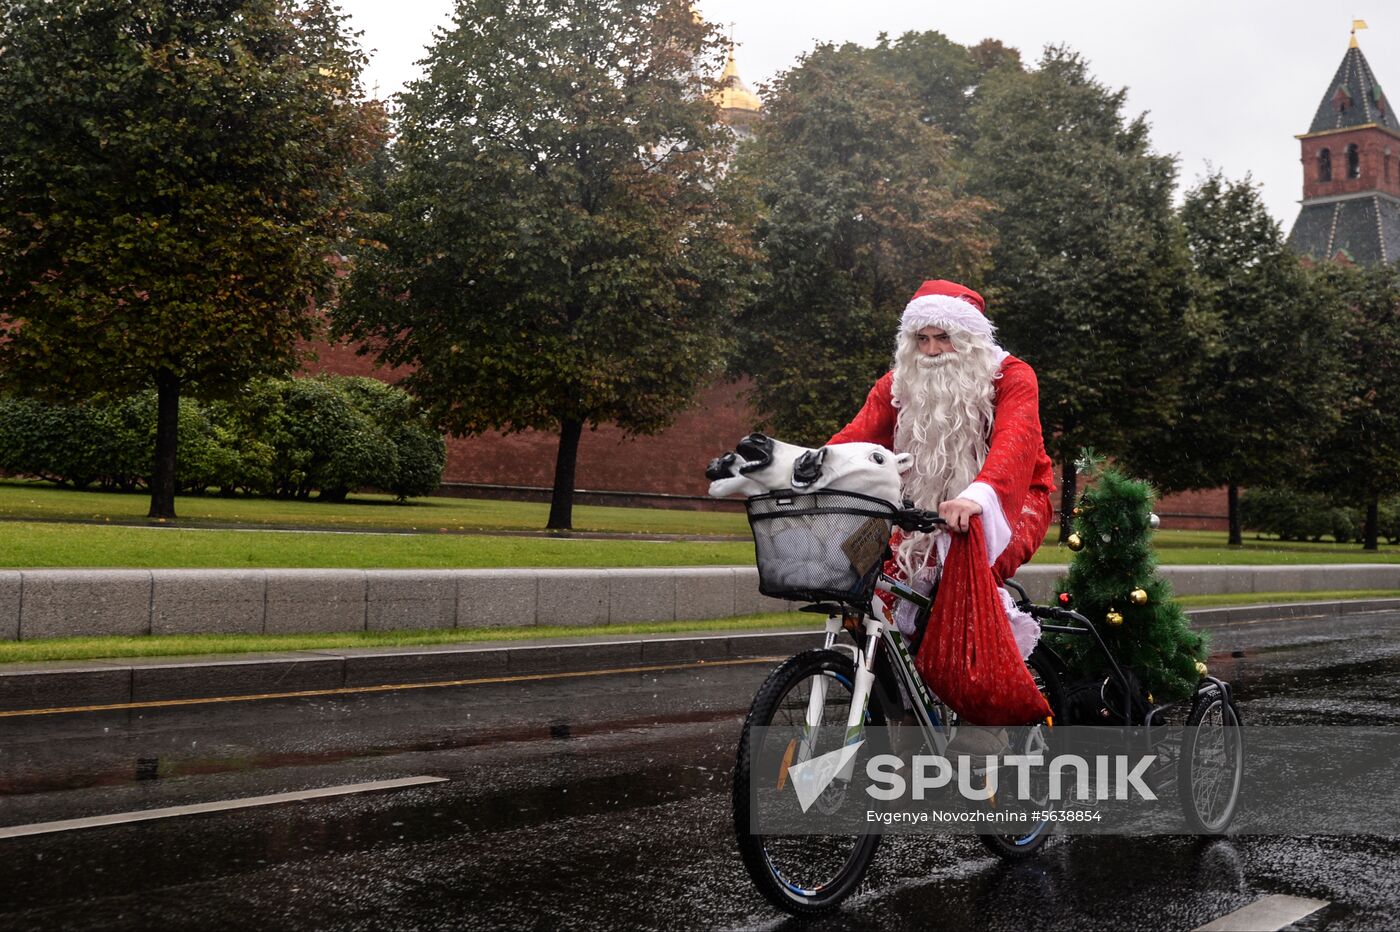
left=2, top=611, right=1400, bottom=930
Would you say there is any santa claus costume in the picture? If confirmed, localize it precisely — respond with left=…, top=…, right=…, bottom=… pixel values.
left=829, top=279, right=1055, bottom=657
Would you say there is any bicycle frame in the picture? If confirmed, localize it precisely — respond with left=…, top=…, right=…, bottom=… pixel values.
left=795, top=572, right=954, bottom=773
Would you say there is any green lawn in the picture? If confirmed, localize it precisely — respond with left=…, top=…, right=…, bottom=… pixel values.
left=0, top=612, right=814, bottom=664
left=1174, top=589, right=1400, bottom=608
left=8, top=519, right=1400, bottom=569
left=1028, top=535, right=1400, bottom=566
left=4, top=479, right=1400, bottom=568
left=4, top=590, right=1396, bottom=665
left=0, top=521, right=756, bottom=569
left=0, top=480, right=750, bottom=536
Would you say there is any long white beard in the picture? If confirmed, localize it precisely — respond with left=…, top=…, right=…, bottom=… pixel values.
left=890, top=330, right=1001, bottom=580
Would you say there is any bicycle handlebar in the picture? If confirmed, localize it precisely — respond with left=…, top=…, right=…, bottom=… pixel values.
left=894, top=508, right=946, bottom=533
left=1028, top=604, right=1084, bottom=624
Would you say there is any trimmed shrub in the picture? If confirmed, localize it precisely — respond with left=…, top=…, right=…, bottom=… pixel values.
left=0, top=377, right=445, bottom=501
left=0, top=396, right=111, bottom=488
left=1241, top=486, right=1363, bottom=543
left=264, top=377, right=394, bottom=500
left=338, top=376, right=447, bottom=501
left=1379, top=498, right=1400, bottom=546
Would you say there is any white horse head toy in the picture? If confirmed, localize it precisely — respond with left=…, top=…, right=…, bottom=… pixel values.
left=789, top=442, right=913, bottom=507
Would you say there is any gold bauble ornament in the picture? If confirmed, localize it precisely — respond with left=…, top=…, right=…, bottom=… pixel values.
left=1067, top=533, right=1084, bottom=551
left=1129, top=588, right=1149, bottom=606
left=1072, top=506, right=1083, bottom=516
left=1195, top=660, right=1208, bottom=676
left=1106, top=608, right=1124, bottom=626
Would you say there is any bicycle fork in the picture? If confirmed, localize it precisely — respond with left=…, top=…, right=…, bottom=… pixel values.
left=798, top=613, right=884, bottom=780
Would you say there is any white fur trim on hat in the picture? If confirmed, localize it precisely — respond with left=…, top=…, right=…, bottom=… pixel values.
left=901, top=294, right=995, bottom=338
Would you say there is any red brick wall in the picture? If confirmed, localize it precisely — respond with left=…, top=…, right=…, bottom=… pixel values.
left=1300, top=126, right=1400, bottom=200
left=441, top=378, right=761, bottom=499
left=300, top=334, right=762, bottom=501
left=1149, top=488, right=1230, bottom=531
left=301, top=334, right=1229, bottom=525
left=302, top=335, right=412, bottom=381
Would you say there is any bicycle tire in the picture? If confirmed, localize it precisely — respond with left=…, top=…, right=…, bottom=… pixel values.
left=733, top=649, right=888, bottom=916
left=977, top=644, right=1066, bottom=861
left=1178, top=685, right=1244, bottom=834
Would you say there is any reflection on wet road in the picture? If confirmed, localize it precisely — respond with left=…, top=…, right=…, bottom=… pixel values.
left=2, top=611, right=1399, bottom=929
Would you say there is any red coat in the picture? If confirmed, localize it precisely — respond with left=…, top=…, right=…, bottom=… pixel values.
left=829, top=356, right=1056, bottom=581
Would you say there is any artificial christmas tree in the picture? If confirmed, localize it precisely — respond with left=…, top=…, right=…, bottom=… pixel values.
left=1051, top=453, right=1209, bottom=702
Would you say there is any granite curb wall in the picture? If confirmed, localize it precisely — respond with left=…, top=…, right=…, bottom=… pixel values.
left=2, top=563, right=1398, bottom=641
left=5, top=600, right=1399, bottom=714
left=0, top=629, right=826, bottom=713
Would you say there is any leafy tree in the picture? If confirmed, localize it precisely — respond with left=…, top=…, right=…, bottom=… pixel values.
left=1306, top=263, right=1400, bottom=549
left=1126, top=172, right=1344, bottom=544
left=733, top=42, right=994, bottom=443
left=967, top=47, right=1198, bottom=538
left=0, top=0, right=383, bottom=518
left=865, top=32, right=1020, bottom=148
left=339, top=0, right=752, bottom=529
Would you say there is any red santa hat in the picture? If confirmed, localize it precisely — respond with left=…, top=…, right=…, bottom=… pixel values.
left=900, top=280, right=995, bottom=339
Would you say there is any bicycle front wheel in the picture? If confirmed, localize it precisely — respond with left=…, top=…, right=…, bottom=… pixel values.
left=733, top=649, right=888, bottom=917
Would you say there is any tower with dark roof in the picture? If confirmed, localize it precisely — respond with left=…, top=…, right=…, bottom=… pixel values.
left=1287, top=33, right=1400, bottom=264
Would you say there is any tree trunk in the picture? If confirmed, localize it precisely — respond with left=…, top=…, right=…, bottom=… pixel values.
left=148, top=368, right=180, bottom=520
left=1227, top=483, right=1242, bottom=546
left=1058, top=457, right=1078, bottom=543
left=547, top=416, right=584, bottom=530
left=1364, top=493, right=1380, bottom=551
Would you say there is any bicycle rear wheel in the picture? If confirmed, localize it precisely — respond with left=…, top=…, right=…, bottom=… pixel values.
left=1178, top=684, right=1244, bottom=834
left=733, top=649, right=888, bottom=916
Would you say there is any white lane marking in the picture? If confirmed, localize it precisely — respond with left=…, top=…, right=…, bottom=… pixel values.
left=0, top=776, right=448, bottom=839
left=1193, top=894, right=1329, bottom=931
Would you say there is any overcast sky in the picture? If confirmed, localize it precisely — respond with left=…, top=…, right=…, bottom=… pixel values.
left=337, top=0, right=1400, bottom=231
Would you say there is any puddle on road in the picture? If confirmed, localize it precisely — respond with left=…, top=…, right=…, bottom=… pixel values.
left=0, top=707, right=742, bottom=798
left=0, top=733, right=737, bottom=915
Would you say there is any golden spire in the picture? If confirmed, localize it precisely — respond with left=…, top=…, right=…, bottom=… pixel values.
left=1351, top=18, right=1369, bottom=49
left=711, top=43, right=761, bottom=113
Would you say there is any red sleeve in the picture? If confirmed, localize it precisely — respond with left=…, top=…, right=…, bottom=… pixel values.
left=828, top=371, right=897, bottom=447
left=973, top=358, right=1054, bottom=519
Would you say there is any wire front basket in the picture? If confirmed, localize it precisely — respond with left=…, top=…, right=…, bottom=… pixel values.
left=745, top=489, right=896, bottom=605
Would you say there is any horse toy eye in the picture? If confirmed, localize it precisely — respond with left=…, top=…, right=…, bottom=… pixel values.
left=871, top=452, right=885, bottom=465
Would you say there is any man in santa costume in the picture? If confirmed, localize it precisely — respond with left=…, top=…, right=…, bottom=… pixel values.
left=829, top=279, right=1055, bottom=657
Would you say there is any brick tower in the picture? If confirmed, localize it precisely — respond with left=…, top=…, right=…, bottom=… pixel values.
left=1288, top=28, right=1400, bottom=264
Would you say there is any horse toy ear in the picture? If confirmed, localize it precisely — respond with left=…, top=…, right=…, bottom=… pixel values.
left=894, top=452, right=914, bottom=474
left=791, top=448, right=826, bottom=488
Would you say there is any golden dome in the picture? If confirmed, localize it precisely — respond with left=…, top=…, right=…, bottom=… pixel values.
left=710, top=46, right=761, bottom=113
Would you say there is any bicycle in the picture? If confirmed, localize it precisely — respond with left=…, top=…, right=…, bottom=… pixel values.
left=730, top=489, right=1243, bottom=917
